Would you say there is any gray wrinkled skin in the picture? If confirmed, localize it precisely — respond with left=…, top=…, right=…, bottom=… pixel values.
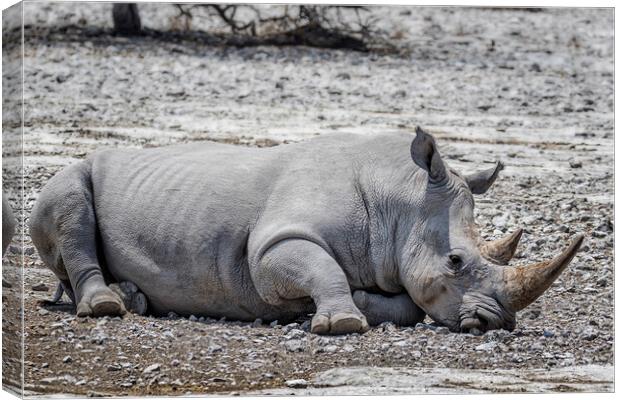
left=30, top=130, right=518, bottom=334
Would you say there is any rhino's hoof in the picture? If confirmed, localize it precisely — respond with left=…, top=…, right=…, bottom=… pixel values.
left=77, top=288, right=126, bottom=318
left=311, top=312, right=369, bottom=335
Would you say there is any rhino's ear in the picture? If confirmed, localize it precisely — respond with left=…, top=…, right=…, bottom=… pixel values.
left=411, top=126, right=446, bottom=182
left=464, top=161, right=504, bottom=195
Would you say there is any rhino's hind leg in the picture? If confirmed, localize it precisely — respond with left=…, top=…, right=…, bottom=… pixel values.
left=30, top=161, right=125, bottom=318
left=353, top=291, right=426, bottom=327
left=253, top=239, right=368, bottom=335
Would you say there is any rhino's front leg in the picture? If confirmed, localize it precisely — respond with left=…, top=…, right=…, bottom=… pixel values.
left=353, top=290, right=426, bottom=327
left=253, top=239, right=369, bottom=335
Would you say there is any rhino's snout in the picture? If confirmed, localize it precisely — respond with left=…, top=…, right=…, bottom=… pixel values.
left=458, top=292, right=516, bottom=333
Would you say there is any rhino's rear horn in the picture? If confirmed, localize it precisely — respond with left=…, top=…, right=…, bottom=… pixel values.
left=501, top=234, right=584, bottom=311
left=480, top=228, right=523, bottom=265
left=465, top=161, right=504, bottom=195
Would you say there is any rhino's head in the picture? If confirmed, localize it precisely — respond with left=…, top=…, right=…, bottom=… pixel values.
left=398, top=127, right=583, bottom=333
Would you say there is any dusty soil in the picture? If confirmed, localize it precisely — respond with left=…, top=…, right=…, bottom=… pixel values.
left=2, top=3, right=614, bottom=396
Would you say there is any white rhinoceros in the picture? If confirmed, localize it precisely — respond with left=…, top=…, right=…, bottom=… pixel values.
left=30, top=127, right=583, bottom=334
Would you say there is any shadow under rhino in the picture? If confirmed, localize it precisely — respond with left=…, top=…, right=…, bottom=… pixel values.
left=29, top=127, right=583, bottom=335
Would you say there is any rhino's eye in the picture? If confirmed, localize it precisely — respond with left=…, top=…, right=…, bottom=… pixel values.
left=449, top=254, right=463, bottom=268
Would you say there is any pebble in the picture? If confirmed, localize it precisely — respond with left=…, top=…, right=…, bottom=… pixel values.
left=170, top=359, right=180, bottom=367
left=251, top=318, right=263, bottom=327
left=580, top=327, right=598, bottom=341
left=283, top=323, right=300, bottom=333
left=189, top=315, right=198, bottom=322
left=569, top=159, right=583, bottom=168
left=300, top=320, right=311, bottom=331
left=475, top=342, right=497, bottom=352
left=143, top=363, right=161, bottom=374
left=62, top=356, right=72, bottom=363
left=283, top=339, right=305, bottom=352
left=32, top=283, right=49, bottom=291
left=322, top=345, right=339, bottom=353
left=543, top=329, right=555, bottom=338
left=285, top=379, right=309, bottom=388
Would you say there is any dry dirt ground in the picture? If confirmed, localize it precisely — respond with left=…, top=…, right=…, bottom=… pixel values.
left=2, top=4, right=614, bottom=396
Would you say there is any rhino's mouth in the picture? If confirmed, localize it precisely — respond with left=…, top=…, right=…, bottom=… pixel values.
left=459, top=292, right=516, bottom=333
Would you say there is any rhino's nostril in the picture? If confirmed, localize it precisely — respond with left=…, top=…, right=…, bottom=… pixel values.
left=460, top=317, right=481, bottom=331
left=476, top=314, right=490, bottom=330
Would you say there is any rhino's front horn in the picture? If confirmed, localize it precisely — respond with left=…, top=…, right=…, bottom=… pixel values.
left=480, top=228, right=523, bottom=265
left=501, top=234, right=584, bottom=311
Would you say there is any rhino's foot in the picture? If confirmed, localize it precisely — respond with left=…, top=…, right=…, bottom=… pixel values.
left=110, top=281, right=148, bottom=316
left=311, top=311, right=369, bottom=335
left=76, top=286, right=126, bottom=318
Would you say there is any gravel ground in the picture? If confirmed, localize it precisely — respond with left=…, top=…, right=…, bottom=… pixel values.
left=2, top=3, right=614, bottom=396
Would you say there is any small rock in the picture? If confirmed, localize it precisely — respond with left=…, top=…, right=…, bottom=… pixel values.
left=285, top=379, right=308, bottom=388
left=415, top=323, right=433, bottom=330
left=322, top=345, right=339, bottom=353
left=170, top=359, right=180, bottom=367
left=475, top=342, right=497, bottom=352
left=336, top=72, right=351, bottom=80
left=580, top=327, right=598, bottom=341
left=32, top=283, right=49, bottom=292
left=208, top=344, right=223, bottom=353
left=300, top=320, right=311, bottom=331
left=342, top=344, right=355, bottom=352
left=379, top=321, right=396, bottom=332
left=543, top=329, right=555, bottom=338
left=269, top=320, right=279, bottom=328
left=38, top=308, right=50, bottom=316
left=283, top=323, right=300, bottom=333
left=62, top=356, right=72, bottom=363
left=283, top=339, right=304, bottom=352
left=252, top=318, right=263, bottom=328
left=569, top=159, right=583, bottom=168
left=189, top=315, right=198, bottom=322
left=143, top=363, right=161, bottom=374
left=435, top=327, right=450, bottom=334
left=286, top=329, right=305, bottom=339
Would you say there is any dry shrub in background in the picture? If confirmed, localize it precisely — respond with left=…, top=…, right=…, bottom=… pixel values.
left=113, top=3, right=393, bottom=51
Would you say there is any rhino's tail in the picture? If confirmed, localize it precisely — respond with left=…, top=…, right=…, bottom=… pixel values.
left=45, top=280, right=76, bottom=306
